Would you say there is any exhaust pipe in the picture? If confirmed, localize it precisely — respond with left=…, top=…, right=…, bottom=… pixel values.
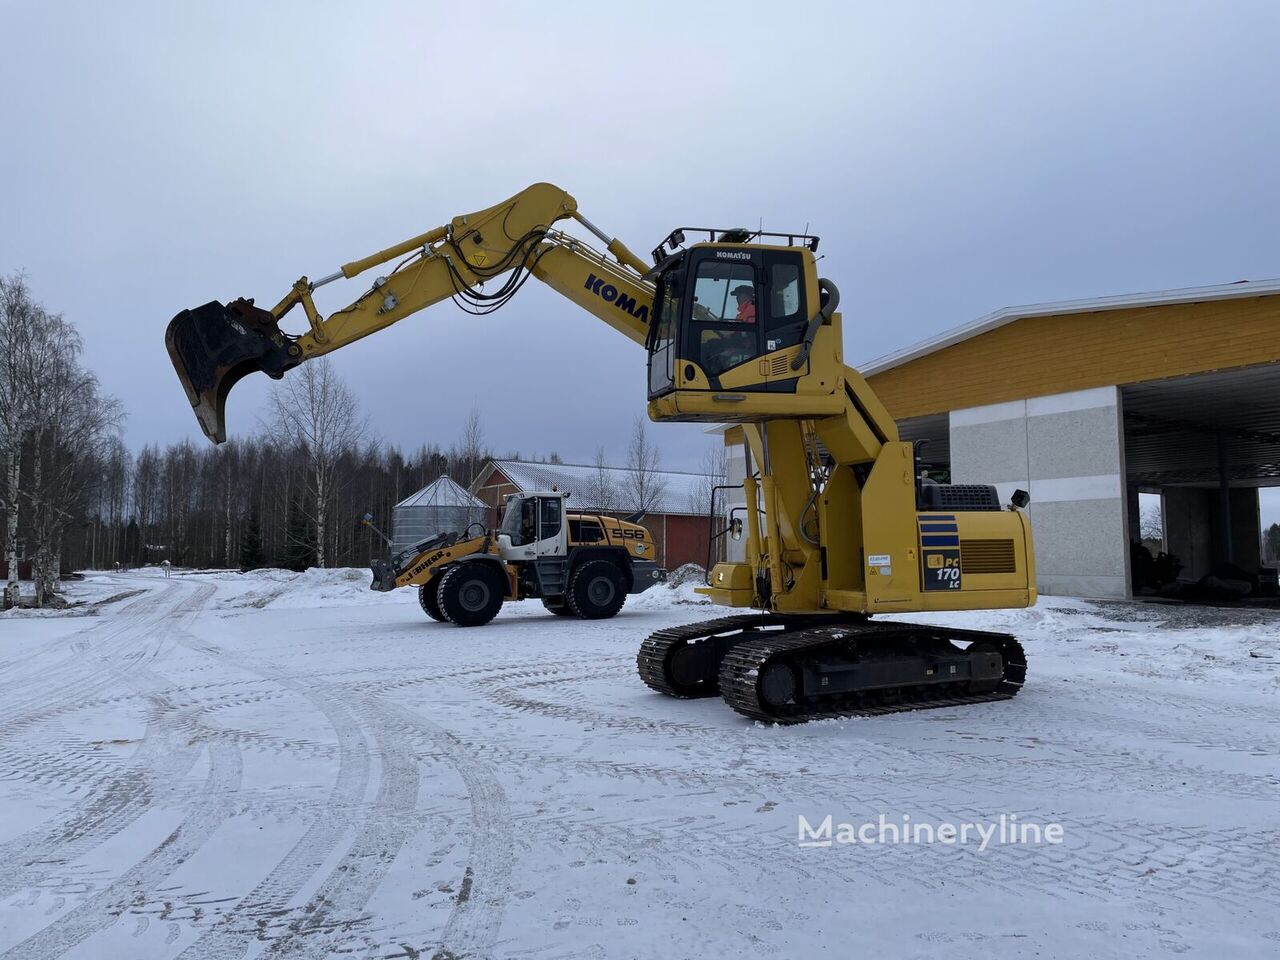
left=165, top=298, right=304, bottom=443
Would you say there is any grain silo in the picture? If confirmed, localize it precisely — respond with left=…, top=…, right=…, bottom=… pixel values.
left=391, top=476, right=487, bottom=554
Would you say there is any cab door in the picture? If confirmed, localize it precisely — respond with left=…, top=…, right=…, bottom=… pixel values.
left=759, top=252, right=809, bottom=390
left=533, top=496, right=568, bottom=558
left=647, top=268, right=680, bottom=399
left=498, top=495, right=566, bottom=560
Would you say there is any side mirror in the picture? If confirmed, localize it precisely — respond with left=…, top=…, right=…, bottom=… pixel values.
left=729, top=517, right=744, bottom=541
left=1010, top=489, right=1031, bottom=510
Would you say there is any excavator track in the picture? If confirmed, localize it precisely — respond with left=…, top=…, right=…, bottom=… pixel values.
left=718, top=622, right=1026, bottom=723
left=637, top=613, right=826, bottom=699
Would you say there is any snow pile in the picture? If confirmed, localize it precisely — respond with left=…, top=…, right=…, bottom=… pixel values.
left=0, top=575, right=144, bottom=618
left=664, top=563, right=707, bottom=587
left=629, top=563, right=712, bottom=609
left=218, top=567, right=395, bottom=610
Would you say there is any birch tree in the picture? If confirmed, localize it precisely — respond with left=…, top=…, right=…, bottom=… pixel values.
left=0, top=275, right=121, bottom=604
left=27, top=317, right=121, bottom=601
left=625, top=416, right=667, bottom=516
left=587, top=446, right=619, bottom=513
left=688, top=443, right=729, bottom=565
left=687, top=443, right=728, bottom=517
left=0, top=275, right=37, bottom=607
left=264, top=358, right=367, bottom=567
left=451, top=404, right=488, bottom=488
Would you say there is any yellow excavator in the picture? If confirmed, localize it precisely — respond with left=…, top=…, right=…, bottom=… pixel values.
left=166, top=182, right=1035, bottom=722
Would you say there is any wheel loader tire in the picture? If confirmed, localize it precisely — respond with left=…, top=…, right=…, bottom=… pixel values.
left=566, top=559, right=626, bottom=620
left=542, top=598, right=576, bottom=617
left=418, top=578, right=446, bottom=622
left=436, top=563, right=504, bottom=627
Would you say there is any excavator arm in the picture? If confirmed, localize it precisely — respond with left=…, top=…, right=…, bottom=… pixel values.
left=166, top=182, right=654, bottom=443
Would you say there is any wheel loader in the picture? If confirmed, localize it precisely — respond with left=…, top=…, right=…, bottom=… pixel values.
left=369, top=489, right=661, bottom=626
left=165, top=182, right=1036, bottom=722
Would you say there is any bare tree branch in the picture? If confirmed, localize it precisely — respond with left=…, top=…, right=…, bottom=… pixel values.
left=625, top=416, right=667, bottom=515
left=262, top=358, right=368, bottom=567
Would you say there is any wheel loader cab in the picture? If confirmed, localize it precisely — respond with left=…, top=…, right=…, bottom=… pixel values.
left=496, top=492, right=568, bottom=561
left=646, top=234, right=840, bottom=423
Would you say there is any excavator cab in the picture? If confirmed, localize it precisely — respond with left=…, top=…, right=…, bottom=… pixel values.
left=645, top=229, right=841, bottom=423
left=165, top=298, right=303, bottom=443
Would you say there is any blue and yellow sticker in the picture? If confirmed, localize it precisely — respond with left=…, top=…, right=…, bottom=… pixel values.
left=918, top=514, right=962, bottom=591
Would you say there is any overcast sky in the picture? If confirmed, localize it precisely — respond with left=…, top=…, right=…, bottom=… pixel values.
left=3, top=2, right=1278, bottom=514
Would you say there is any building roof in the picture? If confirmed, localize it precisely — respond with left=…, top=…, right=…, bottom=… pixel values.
left=395, top=475, right=487, bottom=510
left=476, top=459, right=715, bottom=517
left=860, top=277, right=1280, bottom=377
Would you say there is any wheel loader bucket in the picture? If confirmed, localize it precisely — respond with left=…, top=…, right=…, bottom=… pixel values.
left=165, top=298, right=303, bottom=444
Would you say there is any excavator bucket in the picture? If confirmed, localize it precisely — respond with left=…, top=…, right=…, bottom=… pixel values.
left=165, top=298, right=303, bottom=444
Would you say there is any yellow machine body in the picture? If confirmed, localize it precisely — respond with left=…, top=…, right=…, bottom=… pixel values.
left=641, top=239, right=1035, bottom=617
left=165, top=182, right=1036, bottom=720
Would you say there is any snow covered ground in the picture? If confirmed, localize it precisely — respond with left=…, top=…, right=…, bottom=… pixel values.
left=0, top=568, right=1277, bottom=959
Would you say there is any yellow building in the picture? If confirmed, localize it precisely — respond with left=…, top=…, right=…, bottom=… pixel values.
left=856, top=278, right=1280, bottom=598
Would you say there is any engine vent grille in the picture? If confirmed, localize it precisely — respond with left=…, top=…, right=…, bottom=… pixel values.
left=961, top=539, right=1016, bottom=574
left=919, top=484, right=1002, bottom=512
left=759, top=349, right=801, bottom=377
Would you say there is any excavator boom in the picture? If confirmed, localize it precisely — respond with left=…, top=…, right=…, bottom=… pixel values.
left=165, top=183, right=651, bottom=443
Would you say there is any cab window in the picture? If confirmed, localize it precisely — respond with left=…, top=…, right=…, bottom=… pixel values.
left=762, top=256, right=807, bottom=353
left=693, top=261, right=756, bottom=322
left=569, top=518, right=604, bottom=543
left=689, top=259, right=760, bottom=376
left=501, top=497, right=539, bottom=547
left=769, top=262, right=801, bottom=320
left=647, top=270, right=681, bottom=397
left=539, top=498, right=562, bottom=541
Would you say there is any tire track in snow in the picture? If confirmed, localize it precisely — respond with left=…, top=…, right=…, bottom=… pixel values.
left=1038, top=694, right=1280, bottom=757
left=166, top=633, right=441, bottom=958
left=379, top=700, right=512, bottom=960
left=169, top=665, right=375, bottom=960
left=0, top=581, right=214, bottom=903
left=464, top=666, right=721, bottom=737
left=0, top=679, right=336, bottom=794
left=0, top=579, right=251, bottom=959
left=0, top=583, right=174, bottom=730
left=171, top=627, right=513, bottom=960
left=0, top=700, right=201, bottom=902
left=254, top=690, right=422, bottom=958
left=461, top=664, right=1278, bottom=803
left=0, top=739, right=242, bottom=960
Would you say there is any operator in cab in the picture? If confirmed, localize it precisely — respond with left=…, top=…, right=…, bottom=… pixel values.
left=732, top=284, right=756, bottom=323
